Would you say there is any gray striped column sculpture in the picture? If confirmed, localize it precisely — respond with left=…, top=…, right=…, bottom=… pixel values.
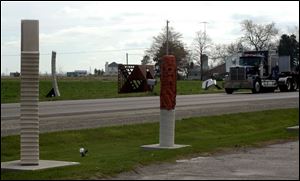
left=51, top=51, right=60, bottom=96
left=1, top=20, right=79, bottom=170
left=20, top=20, right=40, bottom=165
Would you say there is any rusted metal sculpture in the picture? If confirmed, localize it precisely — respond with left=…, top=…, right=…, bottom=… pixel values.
left=118, top=64, right=155, bottom=93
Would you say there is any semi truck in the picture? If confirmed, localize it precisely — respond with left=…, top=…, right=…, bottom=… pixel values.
left=224, top=50, right=299, bottom=94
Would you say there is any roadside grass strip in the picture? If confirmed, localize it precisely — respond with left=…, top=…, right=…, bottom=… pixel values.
left=1, top=108, right=298, bottom=180
left=1, top=79, right=225, bottom=103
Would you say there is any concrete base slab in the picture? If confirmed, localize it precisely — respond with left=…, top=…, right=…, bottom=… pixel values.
left=286, top=125, right=299, bottom=132
left=1, top=160, right=79, bottom=171
left=141, top=144, right=190, bottom=150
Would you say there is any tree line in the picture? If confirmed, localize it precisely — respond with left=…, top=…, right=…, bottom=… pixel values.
left=141, top=19, right=299, bottom=80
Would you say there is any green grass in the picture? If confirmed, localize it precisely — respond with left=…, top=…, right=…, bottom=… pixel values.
left=1, top=108, right=298, bottom=180
left=1, top=78, right=225, bottom=103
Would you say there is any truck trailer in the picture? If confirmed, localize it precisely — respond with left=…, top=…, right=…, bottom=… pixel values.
left=224, top=50, right=299, bottom=94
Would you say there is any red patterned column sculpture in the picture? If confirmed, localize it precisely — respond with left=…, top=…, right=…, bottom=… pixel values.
left=141, top=55, right=189, bottom=149
left=159, top=55, right=177, bottom=147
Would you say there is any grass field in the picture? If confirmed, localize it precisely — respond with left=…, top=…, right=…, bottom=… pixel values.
left=1, top=108, right=298, bottom=180
left=1, top=77, right=226, bottom=103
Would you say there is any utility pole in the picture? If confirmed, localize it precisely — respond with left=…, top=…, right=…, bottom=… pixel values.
left=126, top=53, right=128, bottom=65
left=166, top=20, right=169, bottom=55
left=199, top=21, right=208, bottom=81
left=200, top=21, right=208, bottom=36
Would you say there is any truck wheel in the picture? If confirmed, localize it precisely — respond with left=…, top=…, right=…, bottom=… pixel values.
left=270, top=88, right=276, bottom=92
left=225, top=88, right=234, bottom=94
left=279, top=85, right=287, bottom=92
left=252, top=80, right=261, bottom=93
left=279, top=79, right=292, bottom=92
left=291, top=80, right=298, bottom=91
left=286, top=79, right=292, bottom=91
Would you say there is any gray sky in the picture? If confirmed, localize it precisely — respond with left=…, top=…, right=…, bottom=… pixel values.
left=1, top=1, right=299, bottom=74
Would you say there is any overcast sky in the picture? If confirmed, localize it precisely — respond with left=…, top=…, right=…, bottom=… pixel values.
left=1, top=1, right=299, bottom=75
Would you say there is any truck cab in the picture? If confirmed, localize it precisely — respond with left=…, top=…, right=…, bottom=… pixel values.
left=224, top=50, right=299, bottom=94
left=224, top=51, right=278, bottom=94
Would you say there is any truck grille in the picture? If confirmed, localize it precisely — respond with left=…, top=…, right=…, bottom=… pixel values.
left=230, top=67, right=246, bottom=80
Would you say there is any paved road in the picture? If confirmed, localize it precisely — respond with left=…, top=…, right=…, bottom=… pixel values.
left=1, top=92, right=299, bottom=136
left=111, top=141, right=299, bottom=180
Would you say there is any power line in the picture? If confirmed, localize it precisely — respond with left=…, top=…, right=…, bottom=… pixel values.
left=58, top=48, right=147, bottom=55
left=1, top=47, right=148, bottom=57
left=126, top=52, right=145, bottom=55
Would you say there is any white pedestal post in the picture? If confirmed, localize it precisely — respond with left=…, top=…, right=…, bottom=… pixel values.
left=159, top=109, right=175, bottom=147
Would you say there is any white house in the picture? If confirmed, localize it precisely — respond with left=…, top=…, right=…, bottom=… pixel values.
left=104, top=62, right=119, bottom=75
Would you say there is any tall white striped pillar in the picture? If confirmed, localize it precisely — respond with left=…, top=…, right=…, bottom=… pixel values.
left=20, top=20, right=40, bottom=165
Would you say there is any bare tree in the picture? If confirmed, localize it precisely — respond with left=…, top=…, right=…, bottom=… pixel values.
left=240, top=20, right=279, bottom=51
left=226, top=39, right=247, bottom=54
left=192, top=30, right=212, bottom=80
left=141, top=55, right=151, bottom=65
left=287, top=26, right=299, bottom=42
left=294, top=26, right=299, bottom=42
left=209, top=44, right=228, bottom=65
left=210, top=39, right=249, bottom=67
left=181, top=49, right=194, bottom=79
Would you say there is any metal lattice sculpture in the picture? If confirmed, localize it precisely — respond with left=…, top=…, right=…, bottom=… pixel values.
left=118, top=64, right=155, bottom=93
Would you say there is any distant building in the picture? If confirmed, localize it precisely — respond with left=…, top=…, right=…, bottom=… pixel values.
left=66, top=72, right=77, bottom=77
left=187, top=55, right=208, bottom=80
left=74, top=70, right=87, bottom=76
left=203, top=63, right=226, bottom=80
left=66, top=70, right=87, bottom=77
left=202, top=54, right=209, bottom=71
left=104, top=62, right=119, bottom=75
left=188, top=65, right=201, bottom=80
left=10, top=72, right=20, bottom=77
